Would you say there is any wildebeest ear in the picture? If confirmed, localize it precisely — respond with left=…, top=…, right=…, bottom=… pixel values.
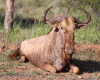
left=75, top=24, right=88, bottom=29
left=46, top=21, right=58, bottom=27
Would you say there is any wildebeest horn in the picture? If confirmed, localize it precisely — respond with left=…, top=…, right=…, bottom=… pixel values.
left=73, top=8, right=91, bottom=24
left=42, top=6, right=53, bottom=24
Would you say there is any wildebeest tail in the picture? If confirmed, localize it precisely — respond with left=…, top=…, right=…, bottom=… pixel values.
left=97, top=46, right=100, bottom=57
left=8, top=48, right=20, bottom=59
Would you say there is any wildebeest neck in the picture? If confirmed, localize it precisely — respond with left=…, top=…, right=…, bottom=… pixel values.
left=45, top=27, right=66, bottom=63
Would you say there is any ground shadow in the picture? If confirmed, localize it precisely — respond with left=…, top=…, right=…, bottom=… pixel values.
left=73, top=59, right=100, bottom=74
left=14, top=56, right=100, bottom=74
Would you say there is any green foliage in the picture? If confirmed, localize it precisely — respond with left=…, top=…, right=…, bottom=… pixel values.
left=60, top=0, right=100, bottom=15
left=84, top=0, right=100, bottom=14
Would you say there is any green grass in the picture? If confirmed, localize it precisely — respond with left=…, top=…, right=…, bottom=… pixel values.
left=0, top=0, right=99, bottom=45
left=47, top=77, right=53, bottom=80
left=1, top=15, right=100, bottom=45
left=1, top=21, right=51, bottom=44
left=6, top=71, right=16, bottom=76
left=74, top=17, right=100, bottom=44
left=0, top=2, right=99, bottom=44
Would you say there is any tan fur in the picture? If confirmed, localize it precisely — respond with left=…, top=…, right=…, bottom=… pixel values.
left=42, top=62, right=56, bottom=73
left=8, top=16, right=89, bottom=74
left=20, top=56, right=26, bottom=62
left=72, top=66, right=80, bottom=74
left=69, top=66, right=79, bottom=74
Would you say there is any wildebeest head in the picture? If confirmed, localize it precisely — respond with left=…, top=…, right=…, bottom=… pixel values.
left=42, top=6, right=91, bottom=55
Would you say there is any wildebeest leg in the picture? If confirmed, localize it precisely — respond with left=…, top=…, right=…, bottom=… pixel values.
left=68, top=59, right=79, bottom=74
left=65, top=55, right=79, bottom=74
left=42, top=62, right=56, bottom=73
left=69, top=64, right=79, bottom=74
left=20, top=56, right=29, bottom=63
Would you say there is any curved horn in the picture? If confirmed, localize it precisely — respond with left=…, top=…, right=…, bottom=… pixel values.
left=42, top=6, right=53, bottom=24
left=73, top=8, right=91, bottom=24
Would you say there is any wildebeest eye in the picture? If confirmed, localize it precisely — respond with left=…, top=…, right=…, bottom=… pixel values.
left=55, top=27, right=59, bottom=32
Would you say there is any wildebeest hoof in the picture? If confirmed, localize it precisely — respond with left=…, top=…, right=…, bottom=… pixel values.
left=69, top=66, right=79, bottom=74
left=69, top=69, right=73, bottom=73
left=72, top=66, right=80, bottom=74
left=20, top=56, right=26, bottom=63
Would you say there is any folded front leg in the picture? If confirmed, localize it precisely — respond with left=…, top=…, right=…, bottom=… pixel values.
left=42, top=62, right=56, bottom=73
left=66, top=55, right=79, bottom=74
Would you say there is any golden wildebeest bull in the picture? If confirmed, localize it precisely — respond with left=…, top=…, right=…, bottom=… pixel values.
left=8, top=6, right=91, bottom=74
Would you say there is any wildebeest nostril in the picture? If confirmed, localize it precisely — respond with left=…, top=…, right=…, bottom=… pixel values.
left=67, top=47, right=72, bottom=54
left=66, top=47, right=74, bottom=54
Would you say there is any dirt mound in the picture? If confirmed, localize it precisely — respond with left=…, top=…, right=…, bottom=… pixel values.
left=75, top=43, right=99, bottom=52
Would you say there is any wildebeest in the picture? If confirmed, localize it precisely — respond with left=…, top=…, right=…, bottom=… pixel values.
left=8, top=6, right=91, bottom=74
